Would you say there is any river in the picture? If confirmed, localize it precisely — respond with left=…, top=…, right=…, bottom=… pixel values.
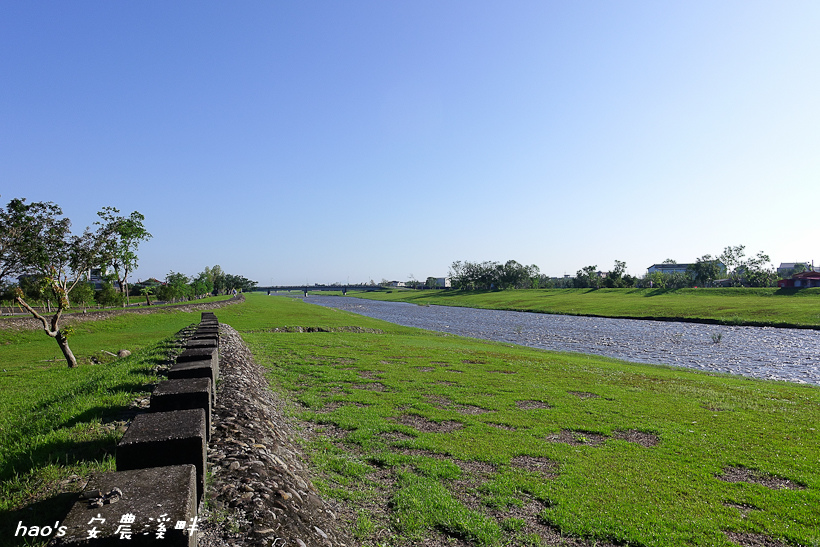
left=300, top=296, right=820, bottom=386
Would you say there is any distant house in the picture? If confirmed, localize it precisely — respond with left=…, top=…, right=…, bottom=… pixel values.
left=647, top=263, right=693, bottom=275
left=388, top=281, right=406, bottom=288
left=434, top=277, right=451, bottom=288
left=777, top=262, right=815, bottom=276
left=777, top=271, right=820, bottom=288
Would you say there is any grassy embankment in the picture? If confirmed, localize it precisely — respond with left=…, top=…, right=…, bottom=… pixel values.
left=0, top=296, right=230, bottom=545
left=2, top=293, right=819, bottom=546
left=337, top=287, right=820, bottom=328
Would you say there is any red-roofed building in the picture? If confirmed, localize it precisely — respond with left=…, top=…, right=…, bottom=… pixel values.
left=777, top=271, right=820, bottom=288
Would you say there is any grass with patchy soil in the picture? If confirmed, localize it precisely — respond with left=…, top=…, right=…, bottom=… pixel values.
left=2, top=293, right=818, bottom=547
left=229, top=294, right=820, bottom=547
left=333, top=287, right=820, bottom=328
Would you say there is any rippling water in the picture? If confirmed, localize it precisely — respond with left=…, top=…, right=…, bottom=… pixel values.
left=301, top=296, right=820, bottom=386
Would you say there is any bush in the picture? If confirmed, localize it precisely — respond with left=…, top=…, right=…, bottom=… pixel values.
left=95, top=281, right=124, bottom=307
left=69, top=282, right=96, bottom=306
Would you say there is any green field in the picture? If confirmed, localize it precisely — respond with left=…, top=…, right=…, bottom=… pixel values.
left=337, top=287, right=820, bottom=328
left=1, top=293, right=818, bottom=546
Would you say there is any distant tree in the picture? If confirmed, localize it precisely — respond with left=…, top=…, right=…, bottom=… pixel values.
left=140, top=286, right=154, bottom=306
left=96, top=207, right=151, bottom=306
left=158, top=271, right=191, bottom=302
left=192, top=269, right=215, bottom=296
left=2, top=199, right=110, bottom=367
left=224, top=273, right=257, bottom=293
left=425, top=276, right=438, bottom=289
left=688, top=255, right=723, bottom=286
left=740, top=251, right=777, bottom=287
left=96, top=279, right=124, bottom=307
left=575, top=265, right=600, bottom=289
left=718, top=245, right=746, bottom=286
left=604, top=260, right=628, bottom=288
left=662, top=258, right=677, bottom=264
left=1, top=198, right=62, bottom=284
left=70, top=281, right=95, bottom=307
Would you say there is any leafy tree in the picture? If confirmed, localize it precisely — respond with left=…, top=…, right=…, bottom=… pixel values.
left=1, top=198, right=63, bottom=284
left=96, top=208, right=151, bottom=306
left=158, top=271, right=191, bottom=302
left=1, top=199, right=110, bottom=367
left=604, top=260, right=628, bottom=288
left=96, top=280, right=124, bottom=307
left=70, top=281, right=95, bottom=307
left=574, top=265, right=600, bottom=289
left=687, top=255, right=723, bottom=286
left=140, top=286, right=154, bottom=306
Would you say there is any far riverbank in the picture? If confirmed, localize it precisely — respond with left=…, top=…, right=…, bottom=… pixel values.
left=303, top=295, right=820, bottom=385
left=336, top=287, right=820, bottom=330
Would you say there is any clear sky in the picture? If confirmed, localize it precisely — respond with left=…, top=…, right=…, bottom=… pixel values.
left=2, top=2, right=818, bottom=285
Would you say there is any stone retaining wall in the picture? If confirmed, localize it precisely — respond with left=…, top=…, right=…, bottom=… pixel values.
left=51, top=312, right=221, bottom=546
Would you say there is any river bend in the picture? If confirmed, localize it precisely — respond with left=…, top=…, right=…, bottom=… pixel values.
left=300, top=296, right=820, bottom=386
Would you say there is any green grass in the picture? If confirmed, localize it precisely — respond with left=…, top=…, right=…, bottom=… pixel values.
left=0, top=303, right=218, bottom=545
left=228, top=294, right=820, bottom=546
left=2, top=293, right=819, bottom=546
left=334, top=287, right=820, bottom=328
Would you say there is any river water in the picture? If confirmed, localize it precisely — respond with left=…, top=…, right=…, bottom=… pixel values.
left=300, top=296, right=820, bottom=386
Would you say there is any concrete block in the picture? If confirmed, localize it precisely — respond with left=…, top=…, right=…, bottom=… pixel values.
left=186, top=338, right=217, bottom=350
left=50, top=465, right=197, bottom=547
left=116, top=410, right=206, bottom=503
left=176, top=347, right=218, bottom=381
left=150, top=379, right=212, bottom=440
left=189, top=332, right=218, bottom=342
left=167, top=361, right=216, bottom=401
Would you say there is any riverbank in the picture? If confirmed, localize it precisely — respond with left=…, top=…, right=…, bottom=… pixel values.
left=304, top=295, right=820, bottom=386
left=338, top=287, right=820, bottom=329
left=3, top=293, right=818, bottom=546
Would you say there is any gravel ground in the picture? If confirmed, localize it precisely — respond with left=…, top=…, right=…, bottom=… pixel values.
left=197, top=324, right=352, bottom=547
left=304, top=296, right=820, bottom=386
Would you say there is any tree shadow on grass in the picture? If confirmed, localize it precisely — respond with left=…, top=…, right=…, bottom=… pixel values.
left=0, top=491, right=78, bottom=546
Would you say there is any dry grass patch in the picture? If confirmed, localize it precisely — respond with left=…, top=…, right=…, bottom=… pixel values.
left=546, top=429, right=608, bottom=446
left=717, top=466, right=805, bottom=490
left=568, top=391, right=600, bottom=399
left=396, top=414, right=464, bottom=433
left=724, top=531, right=790, bottom=547
left=611, top=429, right=660, bottom=447
left=350, top=382, right=387, bottom=392
left=515, top=400, right=552, bottom=410
left=510, top=456, right=559, bottom=478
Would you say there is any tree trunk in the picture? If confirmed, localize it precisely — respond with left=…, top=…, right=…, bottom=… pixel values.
left=56, top=331, right=78, bottom=368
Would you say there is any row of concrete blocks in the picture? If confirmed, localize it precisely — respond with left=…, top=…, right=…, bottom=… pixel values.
left=52, top=312, right=220, bottom=546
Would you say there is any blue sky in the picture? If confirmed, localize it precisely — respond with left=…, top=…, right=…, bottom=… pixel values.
left=2, top=2, right=818, bottom=285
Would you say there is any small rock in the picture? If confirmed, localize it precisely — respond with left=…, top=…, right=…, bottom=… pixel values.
left=296, top=540, right=307, bottom=547
left=314, top=526, right=328, bottom=539
left=117, top=349, right=131, bottom=358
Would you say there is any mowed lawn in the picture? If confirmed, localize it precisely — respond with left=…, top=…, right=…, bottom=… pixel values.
left=1, top=293, right=818, bottom=546
left=0, top=300, right=226, bottom=545
left=232, top=295, right=820, bottom=547
left=341, top=287, right=820, bottom=328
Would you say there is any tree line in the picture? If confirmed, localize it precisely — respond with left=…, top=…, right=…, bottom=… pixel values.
left=0, top=197, right=255, bottom=368
left=447, top=246, right=781, bottom=292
